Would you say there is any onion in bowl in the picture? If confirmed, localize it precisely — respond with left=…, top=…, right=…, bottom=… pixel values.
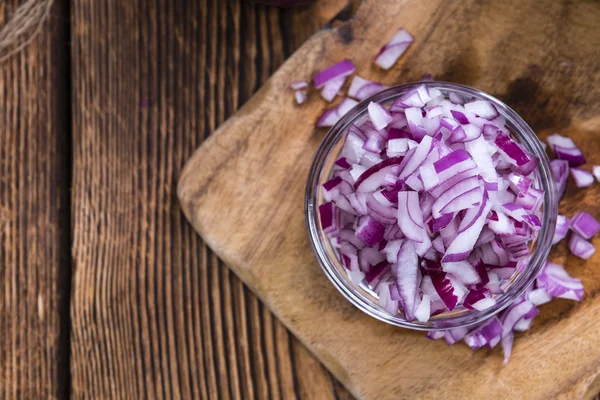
left=306, top=82, right=560, bottom=360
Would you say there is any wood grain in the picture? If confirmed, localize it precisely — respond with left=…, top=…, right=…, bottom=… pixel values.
left=0, top=0, right=70, bottom=398
left=70, top=0, right=353, bottom=398
left=178, top=0, right=600, bottom=399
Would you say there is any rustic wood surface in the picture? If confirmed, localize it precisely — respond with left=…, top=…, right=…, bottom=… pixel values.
left=2, top=0, right=600, bottom=398
left=0, top=0, right=70, bottom=398
left=70, top=0, right=355, bottom=399
left=179, top=0, right=600, bottom=399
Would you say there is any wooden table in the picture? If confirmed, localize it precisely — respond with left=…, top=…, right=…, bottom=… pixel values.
left=0, top=0, right=358, bottom=397
left=1, top=0, right=598, bottom=398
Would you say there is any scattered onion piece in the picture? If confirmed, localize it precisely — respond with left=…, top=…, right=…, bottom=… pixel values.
left=536, top=262, right=584, bottom=300
left=374, top=28, right=414, bottom=70
left=569, top=212, right=600, bottom=239
left=501, top=332, right=514, bottom=364
left=546, top=133, right=585, bottom=167
left=594, top=165, right=600, bottom=182
left=568, top=233, right=596, bottom=260
left=348, top=76, right=389, bottom=101
left=321, top=76, right=346, bottom=102
left=316, top=98, right=359, bottom=128
left=571, top=168, right=594, bottom=188
left=313, top=59, right=355, bottom=89
left=290, top=81, right=309, bottom=105
left=313, top=59, right=355, bottom=102
left=290, top=81, right=308, bottom=90
left=294, top=90, right=307, bottom=105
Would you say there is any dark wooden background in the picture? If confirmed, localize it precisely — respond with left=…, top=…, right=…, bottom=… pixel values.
left=1, top=0, right=599, bottom=398
left=0, top=0, right=361, bottom=398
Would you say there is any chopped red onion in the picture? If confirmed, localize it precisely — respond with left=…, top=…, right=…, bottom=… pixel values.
left=414, top=294, right=431, bottom=322
left=464, top=317, right=503, bottom=350
left=316, top=85, right=592, bottom=363
left=319, top=202, right=339, bottom=236
left=550, top=159, right=569, bottom=199
left=356, top=216, right=385, bottom=247
left=552, top=215, right=570, bottom=245
left=368, top=101, right=393, bottom=130
left=290, top=80, right=308, bottom=90
left=294, top=90, right=307, bottom=105
left=528, top=288, right=552, bottom=306
left=501, top=332, right=514, bottom=364
left=568, top=233, right=596, bottom=260
left=316, top=98, right=359, bottom=128
left=569, top=211, right=600, bottom=239
left=594, top=165, right=600, bottom=182
left=426, top=331, right=445, bottom=340
left=429, top=269, right=459, bottom=311
left=494, top=132, right=538, bottom=168
left=536, top=262, right=584, bottom=300
left=443, top=327, right=468, bottom=345
left=313, top=59, right=355, bottom=89
left=546, top=133, right=585, bottom=167
left=448, top=92, right=466, bottom=105
left=374, top=29, right=414, bottom=70
left=464, top=100, right=499, bottom=120
left=397, top=191, right=431, bottom=255
left=321, top=75, right=346, bottom=102
left=501, top=300, right=538, bottom=337
left=393, top=240, right=419, bottom=320
left=571, top=168, right=594, bottom=188
left=348, top=76, right=389, bottom=101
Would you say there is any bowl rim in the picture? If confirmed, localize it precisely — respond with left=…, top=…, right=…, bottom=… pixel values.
left=305, top=81, right=558, bottom=331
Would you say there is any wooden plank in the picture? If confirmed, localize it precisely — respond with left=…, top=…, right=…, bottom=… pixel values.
left=0, top=0, right=70, bottom=398
left=177, top=0, right=600, bottom=398
left=70, top=0, right=352, bottom=398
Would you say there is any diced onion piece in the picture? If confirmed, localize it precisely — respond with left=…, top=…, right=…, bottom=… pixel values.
left=393, top=240, right=419, bottom=320
left=464, top=100, right=499, bottom=120
left=552, top=215, right=570, bottom=245
left=546, top=133, right=585, bottom=167
left=355, top=216, right=385, bottom=247
left=397, top=191, right=431, bottom=256
left=494, top=132, right=537, bottom=167
left=501, top=300, right=538, bottom=337
left=348, top=76, right=389, bottom=101
left=426, top=331, right=445, bottom=340
left=568, top=233, right=596, bottom=260
left=528, top=288, right=552, bottom=306
left=502, top=332, right=514, bottom=364
left=321, top=75, right=346, bottom=102
left=569, top=211, right=600, bottom=239
left=414, top=294, right=431, bottom=322
left=374, top=28, right=414, bottom=70
left=290, top=80, right=308, bottom=90
left=551, top=159, right=569, bottom=199
left=442, top=194, right=492, bottom=263
left=571, top=168, right=594, bottom=188
left=313, top=59, right=355, bottom=89
left=464, top=317, right=503, bottom=350
left=368, top=101, right=393, bottom=130
left=294, top=90, right=307, bottom=105
left=536, top=262, right=584, bottom=300
left=594, top=165, right=600, bottom=182
left=316, top=98, right=359, bottom=128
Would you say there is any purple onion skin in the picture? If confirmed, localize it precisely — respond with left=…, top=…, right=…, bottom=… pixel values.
left=246, top=0, right=314, bottom=6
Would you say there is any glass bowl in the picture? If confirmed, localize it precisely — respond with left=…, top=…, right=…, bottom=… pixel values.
left=305, top=82, right=558, bottom=331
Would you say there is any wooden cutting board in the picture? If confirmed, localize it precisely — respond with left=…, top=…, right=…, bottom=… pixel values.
left=178, top=0, right=600, bottom=398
